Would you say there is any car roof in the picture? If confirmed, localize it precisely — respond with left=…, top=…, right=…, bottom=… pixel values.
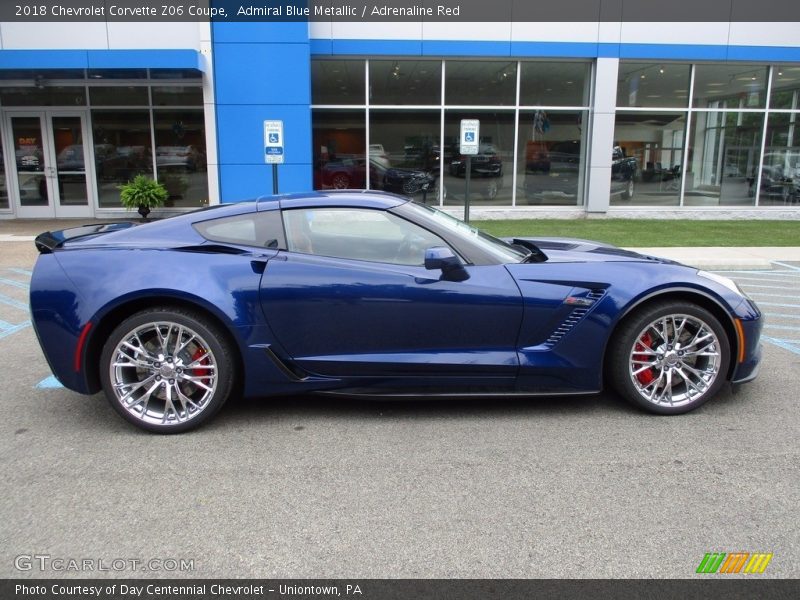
left=257, top=190, right=409, bottom=211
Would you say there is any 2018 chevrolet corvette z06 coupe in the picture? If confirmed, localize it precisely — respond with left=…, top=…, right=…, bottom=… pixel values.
left=30, top=191, right=762, bottom=433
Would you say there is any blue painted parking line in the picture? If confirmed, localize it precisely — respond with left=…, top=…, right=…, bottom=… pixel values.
left=747, top=292, right=800, bottom=299
left=750, top=291, right=797, bottom=300
left=771, top=261, right=800, bottom=272
left=763, top=313, right=800, bottom=319
left=0, top=320, right=31, bottom=340
left=740, top=283, right=798, bottom=290
left=7, top=268, right=32, bottom=276
left=762, top=336, right=800, bottom=356
left=0, top=292, right=28, bottom=311
left=764, top=324, right=800, bottom=332
left=0, top=276, right=29, bottom=290
left=756, top=302, right=800, bottom=309
left=36, top=375, right=64, bottom=389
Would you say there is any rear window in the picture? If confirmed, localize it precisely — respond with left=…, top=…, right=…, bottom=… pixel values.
left=193, top=210, right=285, bottom=249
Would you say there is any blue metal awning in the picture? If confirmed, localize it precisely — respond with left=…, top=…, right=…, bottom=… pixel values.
left=0, top=49, right=204, bottom=72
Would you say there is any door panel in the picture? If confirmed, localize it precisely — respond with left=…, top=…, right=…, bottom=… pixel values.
left=10, top=116, right=49, bottom=212
left=51, top=116, right=90, bottom=212
left=7, top=111, right=93, bottom=218
left=260, top=253, right=524, bottom=380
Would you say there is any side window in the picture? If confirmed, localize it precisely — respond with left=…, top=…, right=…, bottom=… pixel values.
left=193, top=210, right=285, bottom=248
left=283, top=208, right=451, bottom=266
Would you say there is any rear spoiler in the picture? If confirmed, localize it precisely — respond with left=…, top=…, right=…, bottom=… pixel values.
left=34, top=222, right=137, bottom=254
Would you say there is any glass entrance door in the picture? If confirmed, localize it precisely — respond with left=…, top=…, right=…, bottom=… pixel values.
left=7, top=111, right=93, bottom=218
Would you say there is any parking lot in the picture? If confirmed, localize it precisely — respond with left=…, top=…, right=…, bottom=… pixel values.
left=0, top=238, right=798, bottom=579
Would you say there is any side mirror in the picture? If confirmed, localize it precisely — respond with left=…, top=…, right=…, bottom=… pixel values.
left=424, top=247, right=469, bottom=281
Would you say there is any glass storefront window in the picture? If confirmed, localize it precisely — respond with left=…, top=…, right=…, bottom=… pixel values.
left=445, top=61, right=517, bottom=106
left=611, top=112, right=686, bottom=206
left=150, top=69, right=202, bottom=80
left=685, top=111, right=764, bottom=206
left=0, top=130, right=8, bottom=209
left=89, top=86, right=149, bottom=106
left=369, top=60, right=441, bottom=105
left=693, top=65, right=768, bottom=109
left=520, top=61, right=590, bottom=107
left=312, top=109, right=367, bottom=191
left=153, top=110, right=208, bottom=207
left=151, top=86, right=203, bottom=106
left=311, top=60, right=365, bottom=105
left=91, top=110, right=153, bottom=208
left=770, top=65, right=800, bottom=110
left=517, top=110, right=587, bottom=206
left=0, top=86, right=86, bottom=106
left=443, top=110, right=514, bottom=206
left=87, top=69, right=148, bottom=80
left=758, top=112, right=800, bottom=206
left=617, top=62, right=691, bottom=108
left=0, top=69, right=85, bottom=80
left=369, top=110, right=440, bottom=201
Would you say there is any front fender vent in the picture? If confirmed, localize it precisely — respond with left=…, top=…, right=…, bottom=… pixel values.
left=543, top=289, right=606, bottom=348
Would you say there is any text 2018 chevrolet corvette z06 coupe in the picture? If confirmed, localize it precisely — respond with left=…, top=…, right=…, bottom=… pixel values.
left=30, top=191, right=762, bottom=433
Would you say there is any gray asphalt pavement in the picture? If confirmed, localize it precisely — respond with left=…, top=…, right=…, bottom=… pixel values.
left=0, top=241, right=798, bottom=579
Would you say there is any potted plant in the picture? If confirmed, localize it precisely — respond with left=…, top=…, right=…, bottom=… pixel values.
left=119, top=174, right=168, bottom=221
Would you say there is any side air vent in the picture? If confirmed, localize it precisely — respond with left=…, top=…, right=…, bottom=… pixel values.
left=543, top=289, right=606, bottom=348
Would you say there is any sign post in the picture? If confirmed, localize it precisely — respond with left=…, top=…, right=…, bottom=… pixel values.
left=459, top=119, right=479, bottom=223
left=264, top=120, right=284, bottom=194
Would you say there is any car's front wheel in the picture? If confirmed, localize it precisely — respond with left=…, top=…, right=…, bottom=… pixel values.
left=608, top=301, right=730, bottom=414
left=100, top=308, right=235, bottom=433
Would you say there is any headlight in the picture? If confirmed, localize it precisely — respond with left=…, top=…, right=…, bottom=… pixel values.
left=697, top=270, right=747, bottom=298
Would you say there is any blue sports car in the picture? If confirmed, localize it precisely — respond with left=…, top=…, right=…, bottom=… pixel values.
left=30, top=191, right=762, bottom=433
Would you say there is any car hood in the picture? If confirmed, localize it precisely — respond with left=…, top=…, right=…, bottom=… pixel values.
left=505, top=236, right=684, bottom=266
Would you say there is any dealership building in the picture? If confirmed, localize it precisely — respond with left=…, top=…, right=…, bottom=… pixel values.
left=1, top=3, right=799, bottom=220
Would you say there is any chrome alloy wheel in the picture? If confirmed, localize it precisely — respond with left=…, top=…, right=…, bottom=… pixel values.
left=108, top=321, right=218, bottom=426
left=628, top=314, right=722, bottom=408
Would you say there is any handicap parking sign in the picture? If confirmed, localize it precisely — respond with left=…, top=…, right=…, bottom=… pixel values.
left=460, top=119, right=480, bottom=155
left=264, top=120, right=284, bottom=164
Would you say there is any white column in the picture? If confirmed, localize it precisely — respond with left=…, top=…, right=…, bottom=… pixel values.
left=585, top=57, right=619, bottom=214
left=199, top=21, right=220, bottom=206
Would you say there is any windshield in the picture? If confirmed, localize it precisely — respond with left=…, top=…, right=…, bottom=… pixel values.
left=406, top=201, right=528, bottom=264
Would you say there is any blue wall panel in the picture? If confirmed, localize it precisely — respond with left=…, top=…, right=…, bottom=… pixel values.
left=218, top=164, right=311, bottom=202
left=214, top=43, right=310, bottom=105
left=213, top=21, right=310, bottom=44
left=216, top=104, right=311, bottom=166
left=212, top=23, right=312, bottom=202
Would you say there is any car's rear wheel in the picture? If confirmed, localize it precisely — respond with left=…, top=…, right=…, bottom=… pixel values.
left=100, top=308, right=235, bottom=433
left=608, top=301, right=730, bottom=414
left=331, top=173, right=350, bottom=189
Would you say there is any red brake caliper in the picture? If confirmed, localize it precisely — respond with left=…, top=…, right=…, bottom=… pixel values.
left=634, top=333, right=656, bottom=385
left=190, top=347, right=209, bottom=378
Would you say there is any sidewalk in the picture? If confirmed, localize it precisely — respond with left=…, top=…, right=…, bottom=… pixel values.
left=1, top=218, right=798, bottom=271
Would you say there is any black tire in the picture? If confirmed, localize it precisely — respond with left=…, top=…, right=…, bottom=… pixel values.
left=331, top=173, right=350, bottom=189
left=482, top=179, right=499, bottom=201
left=100, top=307, right=236, bottom=433
left=621, top=178, right=634, bottom=199
left=607, top=301, right=730, bottom=415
